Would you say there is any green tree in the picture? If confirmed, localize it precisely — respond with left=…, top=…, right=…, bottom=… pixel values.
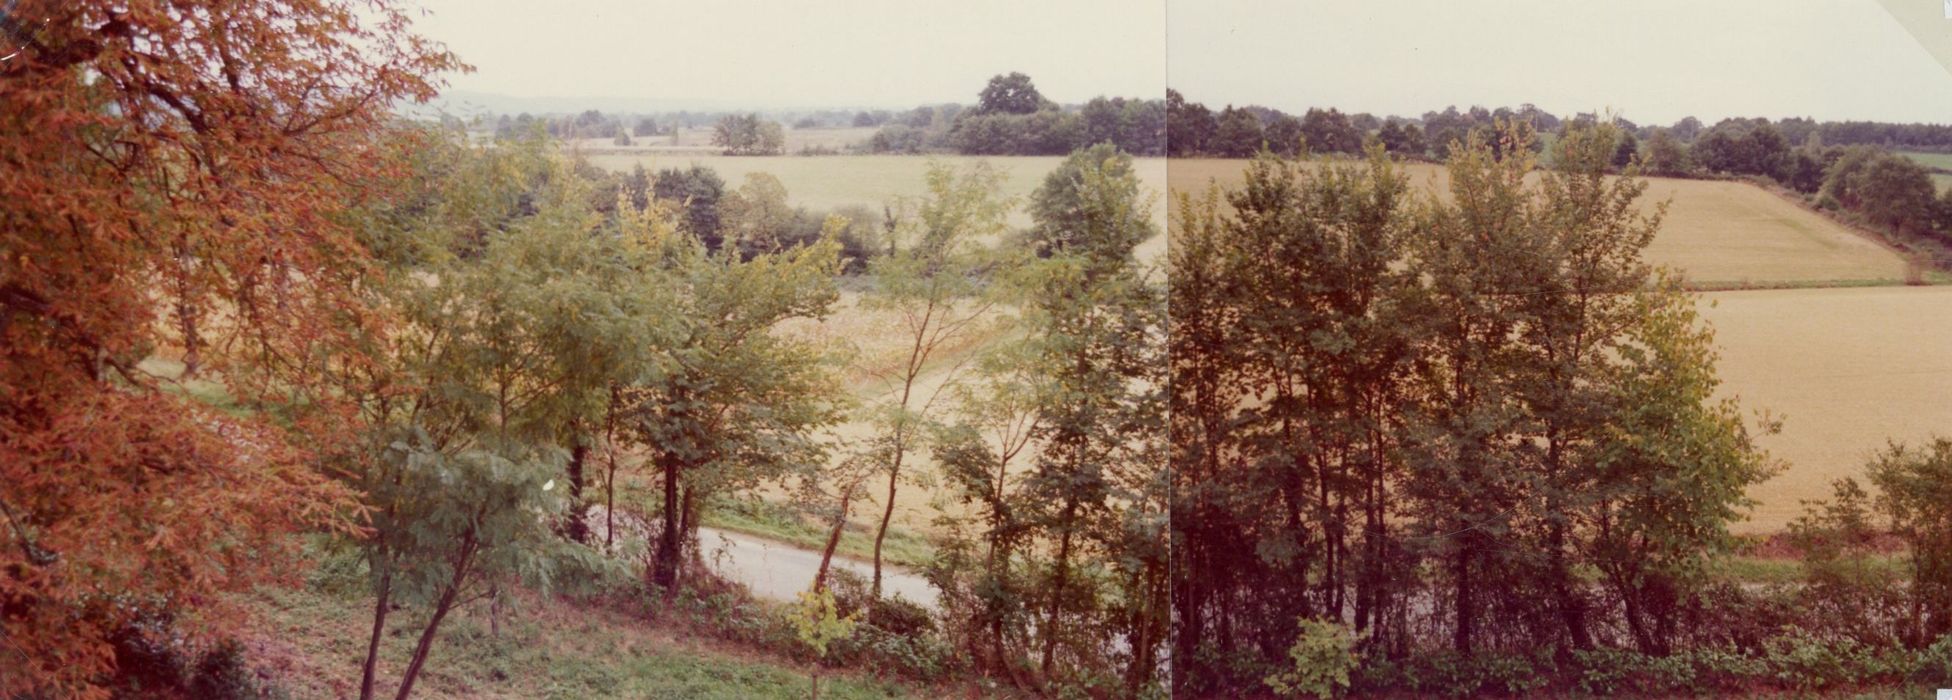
left=859, top=161, right=1012, bottom=600
left=347, top=132, right=642, bottom=699
left=1212, top=106, right=1264, bottom=158
left=1015, top=144, right=1165, bottom=689
left=1865, top=438, right=1952, bottom=645
left=712, top=113, right=785, bottom=155
left=632, top=211, right=846, bottom=592
left=1167, top=89, right=1216, bottom=156
left=976, top=72, right=1049, bottom=115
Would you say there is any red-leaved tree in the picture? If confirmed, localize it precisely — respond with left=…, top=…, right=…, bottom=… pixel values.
left=0, top=1, right=459, bottom=696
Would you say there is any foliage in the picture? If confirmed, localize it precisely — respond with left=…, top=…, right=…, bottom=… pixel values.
left=0, top=1, right=459, bottom=695
left=1169, top=122, right=1779, bottom=695
left=975, top=72, right=1050, bottom=115
left=713, top=113, right=786, bottom=155
left=1264, top=618, right=1363, bottom=699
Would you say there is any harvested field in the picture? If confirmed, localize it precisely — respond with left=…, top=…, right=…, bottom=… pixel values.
left=1699, top=285, right=1952, bottom=531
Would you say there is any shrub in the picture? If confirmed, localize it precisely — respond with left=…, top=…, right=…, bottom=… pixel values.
left=1264, top=618, right=1362, bottom=698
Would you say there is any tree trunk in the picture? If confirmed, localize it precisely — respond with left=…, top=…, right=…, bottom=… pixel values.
left=1453, top=542, right=1474, bottom=655
left=871, top=458, right=900, bottom=600
left=813, top=482, right=856, bottom=593
left=395, top=535, right=476, bottom=700
left=565, top=442, right=590, bottom=544
left=652, top=454, right=682, bottom=590
left=358, top=568, right=393, bottom=700
left=1040, top=498, right=1079, bottom=678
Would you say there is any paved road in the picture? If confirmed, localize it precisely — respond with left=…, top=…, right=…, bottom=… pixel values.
left=696, top=526, right=940, bottom=610
left=585, top=506, right=939, bottom=610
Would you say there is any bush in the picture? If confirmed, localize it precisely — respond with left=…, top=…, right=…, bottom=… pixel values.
left=188, top=639, right=284, bottom=700
left=1264, top=618, right=1361, bottom=698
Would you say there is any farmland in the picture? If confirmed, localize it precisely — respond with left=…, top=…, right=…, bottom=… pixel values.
left=1169, top=158, right=1912, bottom=287
left=1171, top=157, right=1945, bottom=534
left=1701, top=285, right=1952, bottom=530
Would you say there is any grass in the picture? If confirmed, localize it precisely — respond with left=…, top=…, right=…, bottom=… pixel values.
left=1168, top=158, right=1913, bottom=287
left=1711, top=554, right=1909, bottom=586
left=237, top=571, right=926, bottom=699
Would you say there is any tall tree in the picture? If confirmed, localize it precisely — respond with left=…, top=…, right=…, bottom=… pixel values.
left=860, top=161, right=1011, bottom=600
left=632, top=211, right=846, bottom=592
left=976, top=72, right=1048, bottom=115
left=0, top=2, right=457, bottom=696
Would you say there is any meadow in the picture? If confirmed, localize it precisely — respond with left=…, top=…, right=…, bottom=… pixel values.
left=1172, top=157, right=1945, bottom=533
left=1169, top=158, right=1911, bottom=287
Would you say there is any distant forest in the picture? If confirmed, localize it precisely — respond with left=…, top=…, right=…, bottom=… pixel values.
left=466, top=73, right=1167, bottom=158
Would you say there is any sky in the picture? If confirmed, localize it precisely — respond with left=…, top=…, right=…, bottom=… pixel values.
left=402, top=0, right=1166, bottom=111
left=1169, top=0, right=1952, bottom=125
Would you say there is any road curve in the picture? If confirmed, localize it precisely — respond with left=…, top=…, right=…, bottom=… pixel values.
left=696, top=526, right=940, bottom=611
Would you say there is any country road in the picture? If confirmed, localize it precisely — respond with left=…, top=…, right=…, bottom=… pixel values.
left=585, top=506, right=939, bottom=610
left=696, top=527, right=940, bottom=610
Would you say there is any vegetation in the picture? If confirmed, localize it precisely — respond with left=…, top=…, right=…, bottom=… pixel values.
left=1170, top=122, right=1794, bottom=695
left=0, top=1, right=457, bottom=697
left=713, top=113, right=788, bottom=155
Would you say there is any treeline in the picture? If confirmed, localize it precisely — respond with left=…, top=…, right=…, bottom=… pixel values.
left=868, top=73, right=1167, bottom=156
left=1170, top=123, right=1952, bottom=697
left=483, top=108, right=882, bottom=142
left=1170, top=90, right=1952, bottom=252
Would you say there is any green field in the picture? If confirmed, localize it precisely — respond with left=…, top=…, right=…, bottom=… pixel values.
left=587, top=153, right=1171, bottom=264
left=1169, top=158, right=1911, bottom=287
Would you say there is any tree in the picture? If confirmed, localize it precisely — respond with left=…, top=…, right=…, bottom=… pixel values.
left=0, top=2, right=458, bottom=696
left=787, top=589, right=861, bottom=700
left=347, top=132, right=644, bottom=700
left=1265, top=114, right=1306, bottom=156
left=1865, top=438, right=1952, bottom=646
left=1027, top=144, right=1157, bottom=262
left=632, top=214, right=845, bottom=592
left=1167, top=89, right=1216, bottom=156
left=977, top=72, right=1048, bottom=115
left=860, top=162, right=1011, bottom=600
left=1824, top=147, right=1940, bottom=234
left=1212, top=106, right=1264, bottom=158
left=1645, top=128, right=1692, bottom=176
left=1301, top=108, right=1362, bottom=154
left=720, top=172, right=800, bottom=257
left=652, top=165, right=728, bottom=250
left=633, top=117, right=659, bottom=137
left=1016, top=144, right=1165, bottom=689
left=1613, top=131, right=1639, bottom=169
left=711, top=113, right=786, bottom=155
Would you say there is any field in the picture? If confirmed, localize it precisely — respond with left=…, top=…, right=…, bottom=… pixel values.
left=1699, top=285, right=1952, bottom=531
left=587, top=154, right=1171, bottom=263
left=1168, top=158, right=1911, bottom=287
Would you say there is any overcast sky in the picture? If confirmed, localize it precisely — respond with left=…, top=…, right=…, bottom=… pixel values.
left=1170, top=0, right=1952, bottom=125
left=403, top=0, right=1166, bottom=110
